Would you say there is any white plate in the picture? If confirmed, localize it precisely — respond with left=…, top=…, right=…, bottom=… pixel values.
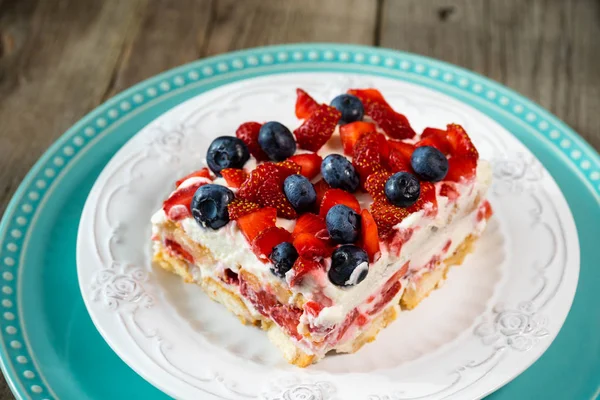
left=77, top=73, right=579, bottom=400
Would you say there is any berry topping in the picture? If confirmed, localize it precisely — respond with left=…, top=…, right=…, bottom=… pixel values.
left=339, top=121, right=376, bottom=156
left=293, top=104, right=341, bottom=151
left=258, top=121, right=297, bottom=161
left=365, top=171, right=393, bottom=202
left=313, top=179, right=331, bottom=206
left=292, top=213, right=327, bottom=239
left=163, top=180, right=207, bottom=220
left=411, top=146, right=449, bottom=182
left=283, top=174, right=317, bottom=213
left=352, top=132, right=390, bottom=187
left=175, top=167, right=212, bottom=187
left=387, top=148, right=412, bottom=173
left=258, top=178, right=297, bottom=219
left=328, top=245, right=369, bottom=287
left=190, top=184, right=235, bottom=230
left=477, top=200, right=493, bottom=222
left=227, top=198, right=260, bottom=220
left=321, top=154, right=360, bottom=192
left=439, top=183, right=459, bottom=201
left=236, top=122, right=269, bottom=161
left=221, top=168, right=248, bottom=188
left=359, top=209, right=380, bottom=261
left=238, top=163, right=281, bottom=202
left=417, top=132, right=451, bottom=154
left=290, top=257, right=322, bottom=287
left=252, top=226, right=292, bottom=260
left=269, top=242, right=299, bottom=278
left=295, top=88, right=320, bottom=119
left=293, top=233, right=332, bottom=260
left=276, top=159, right=302, bottom=176
left=445, top=124, right=478, bottom=181
left=385, top=172, right=421, bottom=207
left=330, top=94, right=364, bottom=125
left=236, top=207, right=277, bottom=242
left=288, top=153, right=322, bottom=180
left=319, top=188, right=361, bottom=218
left=370, top=201, right=410, bottom=239
left=387, top=140, right=416, bottom=159
left=326, top=204, right=361, bottom=244
left=206, top=136, right=250, bottom=176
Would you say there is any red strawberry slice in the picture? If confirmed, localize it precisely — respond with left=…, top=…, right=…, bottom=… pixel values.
left=319, top=189, right=361, bottom=217
left=235, top=121, right=269, bottom=161
left=477, top=200, right=493, bottom=222
left=416, top=135, right=451, bottom=154
left=252, top=226, right=292, bottom=260
left=257, top=177, right=297, bottom=219
left=370, top=201, right=410, bottom=239
left=293, top=233, right=332, bottom=260
left=292, top=213, right=327, bottom=239
left=446, top=124, right=479, bottom=159
left=365, top=171, right=392, bottom=202
left=290, top=257, right=322, bottom=287
left=295, top=88, right=320, bottom=119
left=352, top=132, right=390, bottom=186
left=387, top=140, right=415, bottom=160
left=313, top=179, right=331, bottom=208
left=276, top=159, right=302, bottom=177
left=227, top=199, right=261, bottom=220
left=422, top=127, right=447, bottom=138
left=293, top=104, right=341, bottom=151
left=238, top=163, right=282, bottom=202
left=304, top=301, right=324, bottom=317
left=445, top=156, right=477, bottom=182
left=175, top=167, right=212, bottom=187
left=407, top=181, right=437, bottom=215
left=270, top=306, right=303, bottom=340
left=360, top=209, right=380, bottom=261
left=367, top=101, right=416, bottom=140
left=339, top=121, right=376, bottom=156
left=163, top=181, right=205, bottom=220
left=387, top=148, right=412, bottom=173
left=221, top=168, right=248, bottom=188
left=236, top=207, right=277, bottom=242
left=347, top=88, right=389, bottom=106
left=288, top=153, right=323, bottom=180
left=439, top=183, right=459, bottom=201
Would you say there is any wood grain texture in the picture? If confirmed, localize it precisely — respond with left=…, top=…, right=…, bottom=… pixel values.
left=379, top=0, right=600, bottom=149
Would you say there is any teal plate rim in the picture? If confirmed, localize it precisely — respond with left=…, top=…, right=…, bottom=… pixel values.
left=0, top=43, right=598, bottom=400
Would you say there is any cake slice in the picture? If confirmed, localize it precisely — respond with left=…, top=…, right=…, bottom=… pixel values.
left=151, top=88, right=492, bottom=367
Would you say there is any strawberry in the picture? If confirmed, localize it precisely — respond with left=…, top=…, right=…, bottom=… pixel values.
left=257, top=177, right=297, bottom=219
left=276, top=159, right=302, bottom=177
left=293, top=104, right=341, bottom=151
left=365, top=171, right=392, bottom=202
left=339, top=121, right=376, bottom=156
left=319, top=189, right=361, bottom=217
left=446, top=124, right=478, bottom=159
left=445, top=156, right=477, bottom=182
left=163, top=181, right=205, bottom=220
left=221, top=168, right=248, bottom=188
left=238, top=163, right=281, bottom=202
left=416, top=135, right=451, bottom=154
left=387, top=148, right=412, bottom=173
left=304, top=301, right=324, bottom=317
left=270, top=306, right=303, bottom=340
left=367, top=101, right=416, bottom=140
left=292, top=213, right=327, bottom=239
left=236, top=207, right=277, bottom=242
left=235, top=122, right=269, bottom=161
left=293, top=233, right=332, bottom=260
left=360, top=209, right=380, bottom=261
left=313, top=179, right=331, bottom=207
left=295, top=88, right=320, bottom=119
left=347, top=88, right=389, bottom=106
left=252, top=226, right=292, bottom=260
left=407, top=181, right=437, bottom=215
left=290, top=257, right=322, bottom=286
left=439, top=183, right=459, bottom=201
left=387, top=140, right=415, bottom=160
left=175, top=167, right=211, bottom=187
left=422, top=127, right=447, bottom=138
left=288, top=153, right=322, bottom=180
left=352, top=132, right=390, bottom=185
left=477, top=200, right=493, bottom=222
left=370, top=201, right=410, bottom=239
left=227, top=198, right=261, bottom=220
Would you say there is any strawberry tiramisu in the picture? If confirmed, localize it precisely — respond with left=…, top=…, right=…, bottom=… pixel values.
left=151, top=88, right=492, bottom=367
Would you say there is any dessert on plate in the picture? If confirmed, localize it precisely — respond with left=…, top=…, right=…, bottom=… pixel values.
left=151, top=88, right=493, bottom=367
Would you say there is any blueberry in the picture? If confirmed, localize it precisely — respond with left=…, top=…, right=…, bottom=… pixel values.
left=283, top=174, right=317, bottom=213
left=190, top=184, right=235, bottom=230
left=385, top=172, right=421, bottom=207
left=326, top=204, right=361, bottom=244
left=328, top=245, right=369, bottom=287
left=321, top=154, right=360, bottom=192
left=410, top=146, right=449, bottom=182
left=206, top=136, right=250, bottom=176
left=330, top=94, right=364, bottom=125
left=269, top=242, right=299, bottom=278
left=258, top=121, right=297, bottom=161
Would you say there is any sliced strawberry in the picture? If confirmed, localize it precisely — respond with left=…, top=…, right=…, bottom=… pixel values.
left=370, top=201, right=410, bottom=239
left=221, top=168, right=248, bottom=188
left=367, top=280, right=402, bottom=316
left=295, top=88, right=320, bottom=119
left=252, top=226, right=292, bottom=260
left=365, top=171, right=392, bottom=202
left=227, top=198, right=261, bottom=220
left=347, top=88, right=389, bottom=106
left=339, top=121, right=376, bottom=156
left=293, top=233, right=332, bottom=260
left=257, top=178, right=297, bottom=219
left=387, top=140, right=415, bottom=160
left=352, top=132, right=390, bottom=186
left=313, top=179, right=331, bottom=207
left=387, top=148, right=412, bottom=173
left=290, top=257, right=322, bottom=286
left=276, top=159, right=302, bottom=177
left=163, top=181, right=205, bottom=220
left=446, top=124, right=479, bottom=159
left=164, top=239, right=194, bottom=263
left=334, top=308, right=359, bottom=341
left=292, top=213, right=327, bottom=239
left=367, top=101, right=416, bottom=140
left=288, top=153, right=323, bottom=180
left=271, top=306, right=303, bottom=340
left=304, top=301, right=324, bottom=317
left=238, top=163, right=282, bottom=202
left=407, top=181, right=437, bottom=216
left=235, top=121, right=269, bottom=161
left=477, top=200, right=493, bottom=222
left=422, top=127, right=447, bottom=138
left=293, top=104, right=341, bottom=151
left=236, top=207, right=277, bottom=242
left=416, top=135, right=451, bottom=154
left=439, top=183, right=459, bottom=201
left=319, top=189, right=361, bottom=217
left=360, top=209, right=380, bottom=261
left=175, top=167, right=211, bottom=187
left=446, top=156, right=477, bottom=182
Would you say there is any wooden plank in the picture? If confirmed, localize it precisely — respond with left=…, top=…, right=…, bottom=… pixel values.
left=379, top=0, right=600, bottom=150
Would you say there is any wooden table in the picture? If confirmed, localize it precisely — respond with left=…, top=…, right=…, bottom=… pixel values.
left=0, top=0, right=598, bottom=398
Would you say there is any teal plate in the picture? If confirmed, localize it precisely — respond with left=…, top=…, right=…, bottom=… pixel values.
left=0, top=44, right=598, bottom=400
